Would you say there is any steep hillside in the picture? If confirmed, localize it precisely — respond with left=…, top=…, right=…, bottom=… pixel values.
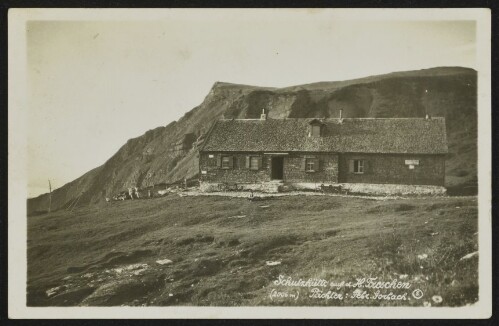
left=28, top=67, right=477, bottom=214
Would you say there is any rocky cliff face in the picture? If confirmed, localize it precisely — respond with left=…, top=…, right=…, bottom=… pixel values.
left=28, top=67, right=477, bottom=214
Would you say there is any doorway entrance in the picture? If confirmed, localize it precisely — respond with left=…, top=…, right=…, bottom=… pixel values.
left=271, top=157, right=284, bottom=180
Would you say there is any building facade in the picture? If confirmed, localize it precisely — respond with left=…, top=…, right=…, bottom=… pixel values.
left=198, top=114, right=447, bottom=193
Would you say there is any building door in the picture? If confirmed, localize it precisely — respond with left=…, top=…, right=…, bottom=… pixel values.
left=271, top=157, right=284, bottom=180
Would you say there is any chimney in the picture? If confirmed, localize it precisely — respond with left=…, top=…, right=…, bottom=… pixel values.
left=260, top=108, right=267, bottom=120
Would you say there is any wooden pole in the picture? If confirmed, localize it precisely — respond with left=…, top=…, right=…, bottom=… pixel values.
left=48, top=179, right=52, bottom=213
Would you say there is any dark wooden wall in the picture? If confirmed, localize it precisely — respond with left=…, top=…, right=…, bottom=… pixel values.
left=338, top=153, right=446, bottom=186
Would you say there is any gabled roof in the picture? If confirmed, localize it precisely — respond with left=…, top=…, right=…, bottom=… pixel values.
left=201, top=118, right=448, bottom=154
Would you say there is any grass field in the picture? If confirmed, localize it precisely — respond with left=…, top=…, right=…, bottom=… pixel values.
left=27, top=194, right=478, bottom=307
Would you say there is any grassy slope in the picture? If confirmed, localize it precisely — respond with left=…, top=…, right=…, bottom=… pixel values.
left=28, top=194, right=478, bottom=307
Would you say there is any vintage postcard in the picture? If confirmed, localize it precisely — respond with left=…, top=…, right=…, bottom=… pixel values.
left=8, top=8, right=491, bottom=319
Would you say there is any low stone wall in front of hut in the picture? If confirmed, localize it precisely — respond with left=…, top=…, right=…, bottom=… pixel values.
left=289, top=182, right=446, bottom=195
left=200, top=181, right=446, bottom=196
left=338, top=183, right=447, bottom=196
left=199, top=181, right=282, bottom=193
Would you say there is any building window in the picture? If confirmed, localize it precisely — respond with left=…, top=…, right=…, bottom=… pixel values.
left=207, top=154, right=216, bottom=167
left=353, top=160, right=364, bottom=173
left=306, top=158, right=316, bottom=172
left=246, top=156, right=262, bottom=170
left=311, top=125, right=321, bottom=137
left=221, top=156, right=231, bottom=169
left=250, top=156, right=259, bottom=170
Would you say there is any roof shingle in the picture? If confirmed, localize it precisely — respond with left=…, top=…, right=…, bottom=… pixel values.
left=201, top=118, right=448, bottom=154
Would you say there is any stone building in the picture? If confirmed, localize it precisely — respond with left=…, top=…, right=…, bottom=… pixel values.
left=198, top=111, right=448, bottom=194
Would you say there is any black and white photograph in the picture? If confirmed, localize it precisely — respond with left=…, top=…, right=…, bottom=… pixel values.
left=8, top=8, right=491, bottom=319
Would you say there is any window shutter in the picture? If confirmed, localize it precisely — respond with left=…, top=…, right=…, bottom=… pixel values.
left=349, top=160, right=354, bottom=173
left=216, top=155, right=222, bottom=168
left=257, top=156, right=263, bottom=170
left=228, top=156, right=234, bottom=169
left=314, top=158, right=320, bottom=172
left=301, top=158, right=307, bottom=171
left=364, top=160, right=370, bottom=174
left=245, top=156, right=250, bottom=169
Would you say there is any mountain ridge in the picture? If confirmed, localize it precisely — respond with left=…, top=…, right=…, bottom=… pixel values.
left=27, top=66, right=477, bottom=214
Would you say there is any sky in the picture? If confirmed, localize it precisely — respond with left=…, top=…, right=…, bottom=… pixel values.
left=25, top=10, right=477, bottom=197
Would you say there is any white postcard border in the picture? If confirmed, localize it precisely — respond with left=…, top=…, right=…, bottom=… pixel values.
left=8, top=8, right=492, bottom=319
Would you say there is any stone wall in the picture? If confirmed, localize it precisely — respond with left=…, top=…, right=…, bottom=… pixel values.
left=199, top=152, right=272, bottom=184
left=199, top=181, right=282, bottom=193
left=338, top=153, right=446, bottom=186
left=283, top=153, right=338, bottom=184
left=340, top=183, right=447, bottom=196
left=199, top=152, right=339, bottom=185
left=277, top=182, right=446, bottom=195
left=199, top=181, right=446, bottom=195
